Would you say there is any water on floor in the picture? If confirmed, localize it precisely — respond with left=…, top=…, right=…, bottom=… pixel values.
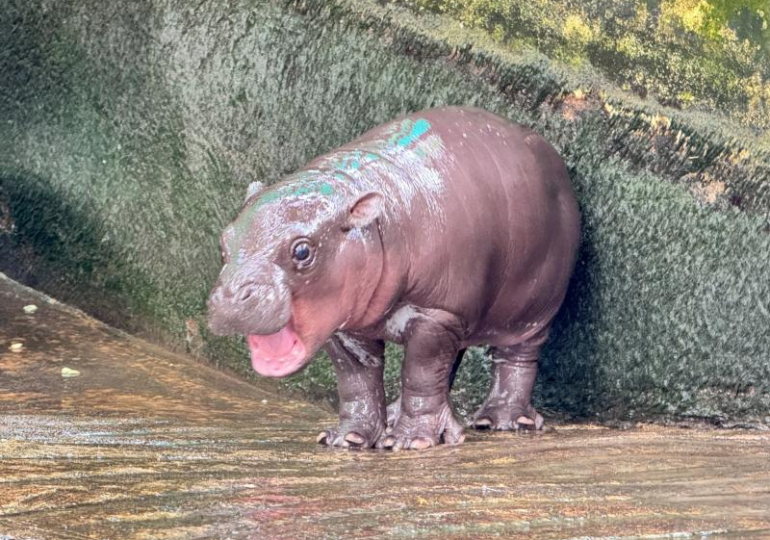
left=1, top=273, right=769, bottom=539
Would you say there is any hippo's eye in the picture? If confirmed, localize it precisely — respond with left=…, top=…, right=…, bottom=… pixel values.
left=291, top=239, right=314, bottom=268
left=294, top=243, right=310, bottom=260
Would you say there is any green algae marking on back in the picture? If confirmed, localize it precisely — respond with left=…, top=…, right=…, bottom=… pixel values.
left=389, top=118, right=431, bottom=149
left=314, top=118, right=434, bottom=176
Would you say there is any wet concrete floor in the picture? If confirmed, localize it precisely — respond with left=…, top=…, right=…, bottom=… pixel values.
left=1, top=272, right=769, bottom=539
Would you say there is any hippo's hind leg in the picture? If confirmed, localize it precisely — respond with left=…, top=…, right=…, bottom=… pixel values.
left=472, top=329, right=549, bottom=431
left=318, top=334, right=386, bottom=449
left=378, top=308, right=465, bottom=451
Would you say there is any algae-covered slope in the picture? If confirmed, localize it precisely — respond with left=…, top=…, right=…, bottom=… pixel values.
left=1, top=0, right=768, bottom=424
left=387, top=0, right=770, bottom=135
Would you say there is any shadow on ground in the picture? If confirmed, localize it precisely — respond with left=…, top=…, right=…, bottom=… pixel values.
left=1, top=273, right=769, bottom=540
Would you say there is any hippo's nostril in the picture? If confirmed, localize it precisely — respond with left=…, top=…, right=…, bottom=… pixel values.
left=237, top=288, right=254, bottom=302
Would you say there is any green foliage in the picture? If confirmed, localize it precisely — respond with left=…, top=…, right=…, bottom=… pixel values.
left=696, top=0, right=770, bottom=42
left=389, top=0, right=770, bottom=131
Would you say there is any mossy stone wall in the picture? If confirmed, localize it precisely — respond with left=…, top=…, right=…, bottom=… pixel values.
left=1, top=0, right=768, bottom=424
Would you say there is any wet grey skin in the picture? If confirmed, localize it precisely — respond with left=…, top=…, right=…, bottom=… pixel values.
left=207, top=106, right=581, bottom=451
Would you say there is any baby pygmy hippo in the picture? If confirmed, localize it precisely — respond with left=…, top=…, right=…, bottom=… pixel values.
left=208, top=106, right=580, bottom=451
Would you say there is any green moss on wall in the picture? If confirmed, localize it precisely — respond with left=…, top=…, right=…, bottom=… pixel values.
left=387, top=0, right=770, bottom=133
left=1, top=0, right=768, bottom=425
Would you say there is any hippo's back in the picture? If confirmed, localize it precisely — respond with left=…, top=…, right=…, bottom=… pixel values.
left=428, top=108, right=579, bottom=344
left=311, top=107, right=580, bottom=345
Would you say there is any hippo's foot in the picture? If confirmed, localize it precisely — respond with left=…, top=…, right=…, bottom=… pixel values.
left=377, top=401, right=464, bottom=451
left=317, top=419, right=385, bottom=449
left=472, top=401, right=544, bottom=431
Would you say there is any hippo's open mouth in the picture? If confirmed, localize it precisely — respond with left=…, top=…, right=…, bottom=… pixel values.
left=247, top=322, right=309, bottom=378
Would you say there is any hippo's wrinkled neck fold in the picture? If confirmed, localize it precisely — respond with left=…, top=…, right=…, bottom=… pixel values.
left=343, top=207, right=414, bottom=332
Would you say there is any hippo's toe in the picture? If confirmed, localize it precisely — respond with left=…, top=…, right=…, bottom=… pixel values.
left=317, top=422, right=383, bottom=450
left=377, top=403, right=465, bottom=451
left=472, top=402, right=545, bottom=431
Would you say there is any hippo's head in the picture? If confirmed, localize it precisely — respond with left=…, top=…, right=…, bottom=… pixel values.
left=207, top=178, right=384, bottom=378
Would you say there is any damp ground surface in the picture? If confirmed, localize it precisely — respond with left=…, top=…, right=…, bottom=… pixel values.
left=1, top=273, right=769, bottom=540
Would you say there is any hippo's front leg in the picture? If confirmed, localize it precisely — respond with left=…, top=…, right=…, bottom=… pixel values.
left=317, top=334, right=386, bottom=449
left=379, top=309, right=465, bottom=451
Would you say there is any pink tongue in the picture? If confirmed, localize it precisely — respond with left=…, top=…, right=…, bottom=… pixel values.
left=249, top=326, right=296, bottom=356
left=247, top=325, right=308, bottom=378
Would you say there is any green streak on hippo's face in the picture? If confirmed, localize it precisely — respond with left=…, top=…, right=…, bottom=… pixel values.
left=218, top=176, right=339, bottom=282
left=228, top=176, right=333, bottom=243
left=253, top=178, right=335, bottom=209
left=217, top=116, right=436, bottom=282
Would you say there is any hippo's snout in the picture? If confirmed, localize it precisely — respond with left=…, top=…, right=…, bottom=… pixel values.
left=207, top=262, right=292, bottom=337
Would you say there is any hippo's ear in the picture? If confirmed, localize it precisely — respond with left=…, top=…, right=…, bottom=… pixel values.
left=347, top=192, right=383, bottom=229
left=244, top=181, right=265, bottom=203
